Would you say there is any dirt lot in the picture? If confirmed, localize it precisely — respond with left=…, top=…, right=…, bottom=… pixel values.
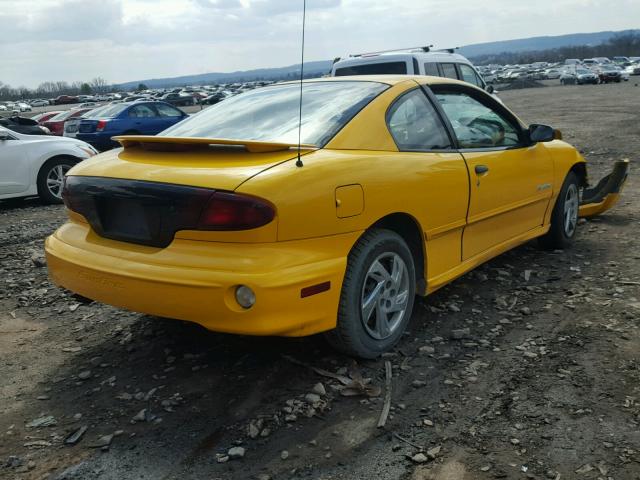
left=1, top=81, right=638, bottom=480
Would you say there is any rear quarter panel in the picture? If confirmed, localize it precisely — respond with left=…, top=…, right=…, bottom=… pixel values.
left=236, top=148, right=469, bottom=280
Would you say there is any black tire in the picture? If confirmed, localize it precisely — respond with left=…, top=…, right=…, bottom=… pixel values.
left=325, top=229, right=416, bottom=359
left=37, top=157, right=75, bottom=204
left=538, top=171, right=580, bottom=250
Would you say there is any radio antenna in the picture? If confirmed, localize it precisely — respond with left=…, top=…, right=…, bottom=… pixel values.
left=295, top=0, right=306, bottom=168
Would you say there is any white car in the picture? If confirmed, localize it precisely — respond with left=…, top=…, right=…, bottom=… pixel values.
left=30, top=99, right=50, bottom=107
left=17, top=102, right=32, bottom=112
left=0, top=127, right=97, bottom=203
left=625, top=64, right=640, bottom=76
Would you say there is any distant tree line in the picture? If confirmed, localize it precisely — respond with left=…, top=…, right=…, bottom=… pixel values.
left=0, top=77, right=112, bottom=101
left=472, top=33, right=640, bottom=65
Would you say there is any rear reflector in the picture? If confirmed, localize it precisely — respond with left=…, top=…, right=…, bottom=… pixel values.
left=301, top=281, right=331, bottom=298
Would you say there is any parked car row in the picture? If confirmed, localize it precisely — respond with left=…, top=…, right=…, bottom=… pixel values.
left=0, top=101, right=32, bottom=112
left=475, top=55, right=639, bottom=86
left=73, top=101, right=188, bottom=150
left=2, top=101, right=187, bottom=151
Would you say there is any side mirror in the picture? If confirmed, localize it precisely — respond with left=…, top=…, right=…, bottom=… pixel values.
left=485, top=84, right=495, bottom=94
left=528, top=124, right=556, bottom=143
left=0, top=131, right=12, bottom=141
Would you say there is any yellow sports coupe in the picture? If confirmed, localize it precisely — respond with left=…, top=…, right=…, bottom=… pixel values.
left=45, top=76, right=627, bottom=358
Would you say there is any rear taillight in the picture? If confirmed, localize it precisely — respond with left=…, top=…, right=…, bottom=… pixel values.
left=197, top=192, right=275, bottom=231
left=96, top=120, right=107, bottom=132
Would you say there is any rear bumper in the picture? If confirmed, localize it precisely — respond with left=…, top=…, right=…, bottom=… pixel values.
left=45, top=222, right=358, bottom=337
left=579, top=159, right=629, bottom=218
left=75, top=133, right=115, bottom=150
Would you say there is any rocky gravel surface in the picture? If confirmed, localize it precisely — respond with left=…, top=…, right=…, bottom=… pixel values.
left=1, top=81, right=639, bottom=480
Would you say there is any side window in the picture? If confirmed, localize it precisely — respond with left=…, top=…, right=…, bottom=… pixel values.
left=440, top=63, right=459, bottom=80
left=155, top=104, right=183, bottom=117
left=424, top=62, right=440, bottom=76
left=458, top=64, right=483, bottom=87
left=128, top=105, right=157, bottom=118
left=434, top=91, right=521, bottom=149
left=387, top=89, right=451, bottom=151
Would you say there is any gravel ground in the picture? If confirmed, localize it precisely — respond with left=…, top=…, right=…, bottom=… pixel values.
left=0, top=81, right=638, bottom=480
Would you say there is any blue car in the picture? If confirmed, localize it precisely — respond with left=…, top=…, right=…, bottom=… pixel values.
left=76, top=101, right=188, bottom=151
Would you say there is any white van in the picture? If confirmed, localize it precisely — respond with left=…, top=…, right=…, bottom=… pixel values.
left=331, top=48, right=495, bottom=93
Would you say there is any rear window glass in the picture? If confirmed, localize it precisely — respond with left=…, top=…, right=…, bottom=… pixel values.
left=387, top=89, right=451, bottom=150
left=334, top=62, right=408, bottom=76
left=81, top=105, right=111, bottom=118
left=161, top=81, right=388, bottom=147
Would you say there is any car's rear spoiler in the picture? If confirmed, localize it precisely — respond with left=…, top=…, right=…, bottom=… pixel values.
left=579, top=159, right=629, bottom=218
left=113, top=135, right=317, bottom=154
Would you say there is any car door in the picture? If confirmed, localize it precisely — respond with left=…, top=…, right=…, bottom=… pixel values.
left=0, top=130, right=30, bottom=194
left=385, top=87, right=469, bottom=281
left=127, top=104, right=163, bottom=135
left=430, top=85, right=554, bottom=260
left=153, top=103, right=186, bottom=131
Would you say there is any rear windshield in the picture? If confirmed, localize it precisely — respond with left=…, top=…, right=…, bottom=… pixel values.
left=334, top=62, right=408, bottom=76
left=160, top=81, right=388, bottom=147
left=92, top=103, right=129, bottom=118
left=81, top=105, right=112, bottom=118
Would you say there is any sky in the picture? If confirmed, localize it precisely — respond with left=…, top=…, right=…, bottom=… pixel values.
left=1, top=0, right=638, bottom=88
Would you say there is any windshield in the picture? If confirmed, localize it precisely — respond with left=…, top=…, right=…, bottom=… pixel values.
left=160, top=81, right=388, bottom=147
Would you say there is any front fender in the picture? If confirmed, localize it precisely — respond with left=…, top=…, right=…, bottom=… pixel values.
left=32, top=145, right=90, bottom=179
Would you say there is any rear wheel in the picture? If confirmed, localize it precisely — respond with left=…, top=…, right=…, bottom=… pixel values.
left=539, top=171, right=580, bottom=250
left=37, top=157, right=75, bottom=204
left=325, top=229, right=416, bottom=359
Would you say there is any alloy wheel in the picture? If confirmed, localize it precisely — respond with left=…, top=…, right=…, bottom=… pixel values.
left=46, top=164, right=70, bottom=199
left=360, top=252, right=410, bottom=340
left=564, top=183, right=579, bottom=237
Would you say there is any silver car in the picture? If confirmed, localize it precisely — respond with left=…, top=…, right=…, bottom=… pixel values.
left=64, top=105, right=110, bottom=138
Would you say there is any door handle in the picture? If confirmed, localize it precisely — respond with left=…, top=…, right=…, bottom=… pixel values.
left=475, top=165, right=489, bottom=175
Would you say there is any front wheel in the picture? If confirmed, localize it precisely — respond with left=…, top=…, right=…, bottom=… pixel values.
left=325, top=229, right=416, bottom=359
left=37, top=157, right=75, bottom=204
left=539, top=171, right=580, bottom=250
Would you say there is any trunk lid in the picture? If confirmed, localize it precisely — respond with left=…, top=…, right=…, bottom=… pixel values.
left=69, top=136, right=315, bottom=192
left=78, top=119, right=98, bottom=133
left=64, top=136, right=316, bottom=247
